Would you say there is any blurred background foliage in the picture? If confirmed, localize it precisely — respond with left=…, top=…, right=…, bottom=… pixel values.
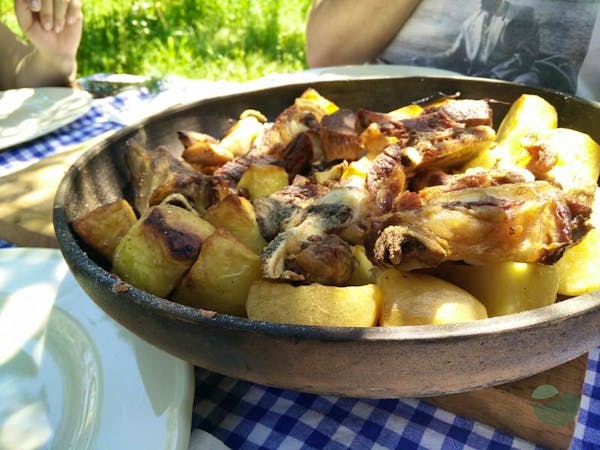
left=1, top=0, right=312, bottom=81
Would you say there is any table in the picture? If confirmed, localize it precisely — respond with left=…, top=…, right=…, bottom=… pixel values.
left=1, top=75, right=599, bottom=450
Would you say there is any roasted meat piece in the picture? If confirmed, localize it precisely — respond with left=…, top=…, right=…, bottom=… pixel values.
left=431, top=99, right=493, bottom=127
left=254, top=179, right=330, bottom=241
left=320, top=109, right=363, bottom=161
left=125, top=140, right=214, bottom=215
left=414, top=167, right=534, bottom=200
left=365, top=144, right=407, bottom=214
left=261, top=187, right=367, bottom=284
left=253, top=88, right=338, bottom=157
left=365, top=181, right=591, bottom=270
left=286, top=234, right=354, bottom=286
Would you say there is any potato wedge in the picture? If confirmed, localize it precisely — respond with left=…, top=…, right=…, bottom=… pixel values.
left=434, top=262, right=558, bottom=317
left=525, top=128, right=600, bottom=207
left=556, top=189, right=600, bottom=296
left=72, top=199, right=137, bottom=261
left=387, top=103, right=423, bottom=120
left=237, top=164, right=289, bottom=201
left=202, top=195, right=267, bottom=254
left=377, top=269, right=487, bottom=326
left=246, top=281, right=381, bottom=327
left=180, top=132, right=233, bottom=170
left=464, top=94, right=558, bottom=170
left=359, top=123, right=399, bottom=157
left=295, top=87, right=339, bottom=117
left=219, top=110, right=266, bottom=157
left=172, top=229, right=262, bottom=316
left=113, top=204, right=215, bottom=297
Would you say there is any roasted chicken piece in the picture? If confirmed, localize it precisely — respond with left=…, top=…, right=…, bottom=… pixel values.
left=360, top=100, right=497, bottom=173
left=365, top=181, right=591, bottom=271
left=261, top=186, right=368, bottom=285
left=252, top=88, right=338, bottom=157
left=285, top=234, right=354, bottom=286
left=254, top=179, right=330, bottom=241
left=414, top=167, right=534, bottom=201
left=178, top=110, right=267, bottom=174
left=125, top=140, right=214, bottom=215
left=365, top=144, right=407, bottom=214
left=319, top=109, right=363, bottom=161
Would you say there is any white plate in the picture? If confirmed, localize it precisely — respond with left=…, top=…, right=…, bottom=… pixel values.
left=250, top=64, right=463, bottom=88
left=0, top=248, right=194, bottom=450
left=300, top=64, right=462, bottom=79
left=0, top=88, right=92, bottom=150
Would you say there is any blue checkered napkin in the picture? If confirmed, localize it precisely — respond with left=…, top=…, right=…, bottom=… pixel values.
left=0, top=88, right=154, bottom=177
left=192, top=369, right=542, bottom=450
left=572, top=347, right=600, bottom=449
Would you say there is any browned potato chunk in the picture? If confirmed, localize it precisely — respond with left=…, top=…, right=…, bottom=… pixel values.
left=237, top=164, right=289, bottom=201
left=218, top=110, right=266, bottom=157
left=202, top=195, right=267, bottom=254
left=180, top=132, right=234, bottom=170
left=172, top=229, right=262, bottom=316
left=247, top=281, right=381, bottom=327
left=112, top=204, right=215, bottom=297
left=72, top=199, right=137, bottom=261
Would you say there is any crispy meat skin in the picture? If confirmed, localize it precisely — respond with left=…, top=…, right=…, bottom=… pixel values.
left=285, top=234, right=354, bottom=286
left=432, top=99, right=493, bottom=127
left=414, top=167, right=534, bottom=202
left=365, top=144, right=407, bottom=214
left=365, top=181, right=591, bottom=270
left=125, top=140, right=214, bottom=215
left=365, top=100, right=496, bottom=173
left=261, top=187, right=367, bottom=283
left=320, top=109, right=363, bottom=161
left=254, top=180, right=330, bottom=241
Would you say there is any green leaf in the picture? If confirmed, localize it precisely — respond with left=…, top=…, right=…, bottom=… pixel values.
left=531, top=384, right=559, bottom=400
left=533, top=393, right=581, bottom=426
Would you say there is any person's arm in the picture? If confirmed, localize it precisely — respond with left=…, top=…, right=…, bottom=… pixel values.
left=1, top=0, right=83, bottom=89
left=305, top=0, right=422, bottom=68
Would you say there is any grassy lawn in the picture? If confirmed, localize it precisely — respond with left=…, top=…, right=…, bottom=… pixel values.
left=2, top=0, right=313, bottom=82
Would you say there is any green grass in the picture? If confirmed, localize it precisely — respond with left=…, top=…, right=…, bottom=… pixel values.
left=2, top=0, right=312, bottom=82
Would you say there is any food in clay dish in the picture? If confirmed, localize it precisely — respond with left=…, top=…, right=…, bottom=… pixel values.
left=70, top=87, right=600, bottom=328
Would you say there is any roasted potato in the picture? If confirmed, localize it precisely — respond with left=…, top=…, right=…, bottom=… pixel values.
left=246, top=281, right=381, bottom=327
left=202, top=194, right=267, bottom=254
left=387, top=103, right=423, bottom=120
left=72, top=199, right=137, bottom=261
left=524, top=128, right=600, bottom=207
left=464, top=94, right=558, bottom=170
left=555, top=189, right=600, bottom=296
left=236, top=164, right=289, bottom=201
left=377, top=269, right=488, bottom=326
left=112, top=204, right=215, bottom=297
left=172, top=229, right=261, bottom=316
left=218, top=110, right=266, bottom=157
left=348, top=245, right=376, bottom=286
left=434, top=261, right=559, bottom=317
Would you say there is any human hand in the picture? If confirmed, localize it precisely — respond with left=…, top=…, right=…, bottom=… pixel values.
left=14, top=0, right=83, bottom=60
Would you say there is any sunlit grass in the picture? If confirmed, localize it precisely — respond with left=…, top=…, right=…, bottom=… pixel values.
left=1, top=0, right=312, bottom=82
left=79, top=0, right=311, bottom=81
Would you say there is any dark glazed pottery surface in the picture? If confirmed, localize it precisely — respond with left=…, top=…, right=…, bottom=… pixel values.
left=53, top=76, right=600, bottom=397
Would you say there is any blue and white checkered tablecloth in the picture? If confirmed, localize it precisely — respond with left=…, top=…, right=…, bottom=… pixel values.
left=2, top=79, right=600, bottom=450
